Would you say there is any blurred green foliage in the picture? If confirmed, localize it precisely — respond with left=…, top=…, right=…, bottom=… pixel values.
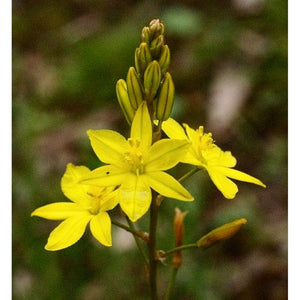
left=13, top=1, right=287, bottom=299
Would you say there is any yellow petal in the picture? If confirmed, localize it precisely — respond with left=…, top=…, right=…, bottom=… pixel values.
left=45, top=213, right=91, bottom=251
left=31, top=202, right=84, bottom=220
left=146, top=139, right=189, bottom=171
left=90, top=212, right=112, bottom=247
left=80, top=165, right=128, bottom=187
left=100, top=189, right=120, bottom=212
left=206, top=167, right=238, bottom=199
left=144, top=171, right=194, bottom=201
left=130, top=101, right=152, bottom=150
left=161, top=118, right=188, bottom=140
left=179, top=149, right=202, bottom=166
left=182, top=123, right=198, bottom=144
left=87, top=129, right=128, bottom=167
left=119, top=174, right=151, bottom=222
left=214, top=166, right=266, bottom=187
left=203, top=147, right=237, bottom=168
left=218, top=151, right=237, bottom=167
left=60, top=163, right=91, bottom=206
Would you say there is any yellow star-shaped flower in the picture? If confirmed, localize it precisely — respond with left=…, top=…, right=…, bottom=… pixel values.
left=80, top=102, right=194, bottom=222
left=161, top=118, right=266, bottom=199
left=31, top=163, right=119, bottom=251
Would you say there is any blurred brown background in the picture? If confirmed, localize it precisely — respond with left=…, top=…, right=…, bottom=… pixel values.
left=13, top=0, right=287, bottom=299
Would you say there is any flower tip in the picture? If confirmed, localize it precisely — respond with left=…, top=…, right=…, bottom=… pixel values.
left=225, top=193, right=237, bottom=200
left=65, top=162, right=76, bottom=171
left=240, top=218, right=247, bottom=225
left=44, top=244, right=58, bottom=251
left=260, top=182, right=267, bottom=188
left=127, top=214, right=140, bottom=223
left=86, top=129, right=93, bottom=137
left=30, top=208, right=41, bottom=217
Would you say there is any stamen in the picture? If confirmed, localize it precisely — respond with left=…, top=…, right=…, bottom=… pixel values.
left=124, top=138, right=145, bottom=175
left=86, top=187, right=109, bottom=215
left=195, top=127, right=215, bottom=165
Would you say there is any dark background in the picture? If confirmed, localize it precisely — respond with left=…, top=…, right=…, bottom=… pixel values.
left=13, top=0, right=287, bottom=299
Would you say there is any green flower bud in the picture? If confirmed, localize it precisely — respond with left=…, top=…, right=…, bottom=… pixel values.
left=126, top=67, right=144, bottom=110
left=143, top=60, right=161, bottom=102
left=149, top=19, right=164, bottom=38
left=196, top=218, right=247, bottom=249
left=158, top=45, right=170, bottom=74
left=135, top=43, right=152, bottom=76
left=141, top=26, right=150, bottom=44
left=150, top=34, right=164, bottom=59
left=116, top=79, right=135, bottom=125
left=156, top=72, right=175, bottom=121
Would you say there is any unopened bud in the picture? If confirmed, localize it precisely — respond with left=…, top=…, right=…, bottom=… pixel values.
left=173, top=207, right=188, bottom=268
left=150, top=35, right=164, bottom=59
left=156, top=72, right=175, bottom=121
left=143, top=60, right=161, bottom=102
left=158, top=45, right=170, bottom=74
left=197, top=218, right=247, bottom=249
left=149, top=19, right=164, bottom=38
left=116, top=79, right=135, bottom=125
left=174, top=207, right=188, bottom=247
left=141, top=26, right=150, bottom=44
left=135, top=43, right=152, bottom=76
left=126, top=67, right=144, bottom=110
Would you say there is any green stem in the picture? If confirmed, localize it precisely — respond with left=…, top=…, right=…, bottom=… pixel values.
left=125, top=216, right=150, bottom=269
left=164, top=267, right=179, bottom=300
left=157, top=120, right=163, bottom=133
left=149, top=194, right=159, bottom=300
left=178, top=166, right=200, bottom=183
left=111, top=219, right=149, bottom=242
left=163, top=243, right=199, bottom=257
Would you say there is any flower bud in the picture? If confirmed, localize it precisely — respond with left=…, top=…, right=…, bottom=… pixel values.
left=135, top=43, right=152, bottom=76
left=197, top=218, right=247, bottom=249
left=116, top=79, right=135, bottom=125
left=156, top=72, right=175, bottom=121
left=173, top=207, right=188, bottom=268
left=158, top=45, right=170, bottom=74
left=141, top=26, right=150, bottom=44
left=149, top=19, right=164, bottom=38
left=150, top=34, right=164, bottom=59
left=143, top=60, right=161, bottom=102
left=126, top=67, right=144, bottom=110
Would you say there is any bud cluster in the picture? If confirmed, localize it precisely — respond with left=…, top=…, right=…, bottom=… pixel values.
left=116, top=19, right=175, bottom=125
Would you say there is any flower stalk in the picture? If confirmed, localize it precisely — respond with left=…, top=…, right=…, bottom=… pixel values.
left=148, top=192, right=159, bottom=300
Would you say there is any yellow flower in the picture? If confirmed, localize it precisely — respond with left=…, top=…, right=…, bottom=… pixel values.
left=161, top=118, right=266, bottom=199
left=80, top=102, right=194, bottom=222
left=31, top=163, right=119, bottom=251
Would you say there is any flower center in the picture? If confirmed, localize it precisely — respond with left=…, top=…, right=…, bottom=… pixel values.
left=196, top=126, right=215, bottom=164
left=124, top=138, right=145, bottom=175
left=86, top=187, right=107, bottom=215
